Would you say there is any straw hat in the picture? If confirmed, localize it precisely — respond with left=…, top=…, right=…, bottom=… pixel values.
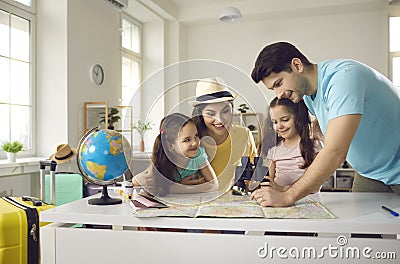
left=49, top=144, right=78, bottom=164
left=190, top=77, right=238, bottom=106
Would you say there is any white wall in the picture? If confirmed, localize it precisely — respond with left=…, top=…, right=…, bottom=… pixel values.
left=34, top=0, right=393, bottom=160
left=36, top=0, right=68, bottom=157
left=67, top=0, right=121, bottom=148
left=185, top=8, right=389, bottom=114
left=37, top=0, right=121, bottom=165
left=36, top=0, right=178, bottom=157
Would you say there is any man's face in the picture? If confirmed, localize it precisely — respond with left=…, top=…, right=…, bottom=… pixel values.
left=261, top=70, right=310, bottom=103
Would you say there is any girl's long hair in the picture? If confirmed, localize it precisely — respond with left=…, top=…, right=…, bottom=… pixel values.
left=151, top=113, right=194, bottom=194
left=265, top=97, right=316, bottom=169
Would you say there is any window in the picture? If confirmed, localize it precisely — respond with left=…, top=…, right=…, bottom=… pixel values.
left=389, top=16, right=400, bottom=87
left=121, top=14, right=142, bottom=147
left=0, top=0, right=35, bottom=157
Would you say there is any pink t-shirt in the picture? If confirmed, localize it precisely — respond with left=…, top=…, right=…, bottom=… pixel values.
left=267, top=141, right=305, bottom=186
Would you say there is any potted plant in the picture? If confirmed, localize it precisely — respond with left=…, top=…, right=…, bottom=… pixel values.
left=133, top=120, right=153, bottom=152
left=238, top=103, right=250, bottom=113
left=99, top=107, right=121, bottom=130
left=1, top=140, right=24, bottom=162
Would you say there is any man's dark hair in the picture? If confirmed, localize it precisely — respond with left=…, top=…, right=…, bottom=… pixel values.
left=251, top=42, right=312, bottom=83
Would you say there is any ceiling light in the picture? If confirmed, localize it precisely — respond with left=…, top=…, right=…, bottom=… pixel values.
left=388, top=0, right=400, bottom=5
left=219, top=7, right=242, bottom=22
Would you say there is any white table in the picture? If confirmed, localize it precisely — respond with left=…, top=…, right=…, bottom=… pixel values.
left=40, top=192, right=400, bottom=264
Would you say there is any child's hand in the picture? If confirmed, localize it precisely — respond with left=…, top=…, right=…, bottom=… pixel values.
left=180, top=174, right=206, bottom=185
left=260, top=176, right=289, bottom=192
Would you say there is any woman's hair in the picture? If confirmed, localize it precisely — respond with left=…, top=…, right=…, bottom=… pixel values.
left=262, top=97, right=316, bottom=169
left=251, top=42, right=312, bottom=83
left=191, top=101, right=234, bottom=138
left=151, top=113, right=194, bottom=192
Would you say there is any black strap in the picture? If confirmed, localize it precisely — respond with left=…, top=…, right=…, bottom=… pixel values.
left=2, top=197, right=39, bottom=264
left=196, top=91, right=233, bottom=102
left=55, top=150, right=74, bottom=161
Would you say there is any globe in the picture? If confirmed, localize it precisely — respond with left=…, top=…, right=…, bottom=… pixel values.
left=77, top=127, right=132, bottom=205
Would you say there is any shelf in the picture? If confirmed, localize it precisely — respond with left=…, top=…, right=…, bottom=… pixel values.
left=321, top=166, right=356, bottom=192
left=83, top=102, right=133, bottom=146
left=83, top=102, right=108, bottom=132
left=232, top=112, right=263, bottom=145
left=112, top=105, right=133, bottom=146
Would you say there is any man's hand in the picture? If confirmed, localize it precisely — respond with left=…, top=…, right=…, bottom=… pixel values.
left=250, top=187, right=293, bottom=207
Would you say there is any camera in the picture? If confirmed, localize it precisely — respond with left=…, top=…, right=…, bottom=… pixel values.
left=232, top=156, right=269, bottom=196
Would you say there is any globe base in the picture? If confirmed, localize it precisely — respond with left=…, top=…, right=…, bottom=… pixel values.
left=88, top=185, right=122, bottom=205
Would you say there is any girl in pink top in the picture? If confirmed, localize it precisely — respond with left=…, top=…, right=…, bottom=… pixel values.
left=262, top=97, right=321, bottom=192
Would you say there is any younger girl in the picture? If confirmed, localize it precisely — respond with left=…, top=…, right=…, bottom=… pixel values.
left=261, top=97, right=321, bottom=191
left=133, top=113, right=218, bottom=195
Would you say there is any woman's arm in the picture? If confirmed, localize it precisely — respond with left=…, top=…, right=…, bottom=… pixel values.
left=132, top=166, right=153, bottom=187
left=169, top=179, right=218, bottom=193
left=134, top=164, right=218, bottom=194
left=199, top=162, right=217, bottom=182
left=170, top=163, right=218, bottom=193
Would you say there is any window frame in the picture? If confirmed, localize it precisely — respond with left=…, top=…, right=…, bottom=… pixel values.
left=0, top=0, right=36, bottom=157
left=120, top=13, right=142, bottom=148
left=121, top=13, right=142, bottom=58
left=1, top=0, right=35, bottom=14
left=389, top=14, right=400, bottom=87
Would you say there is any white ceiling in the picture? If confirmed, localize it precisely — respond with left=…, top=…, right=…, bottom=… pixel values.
left=128, top=0, right=392, bottom=25
left=169, top=0, right=235, bottom=8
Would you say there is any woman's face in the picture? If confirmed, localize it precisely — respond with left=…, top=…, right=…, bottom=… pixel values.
left=200, top=101, right=233, bottom=137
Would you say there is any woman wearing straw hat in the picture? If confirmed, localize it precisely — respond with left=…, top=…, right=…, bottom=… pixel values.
left=191, top=77, right=257, bottom=192
left=132, top=77, right=257, bottom=195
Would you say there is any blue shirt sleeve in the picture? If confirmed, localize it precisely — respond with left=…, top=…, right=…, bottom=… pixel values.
left=324, top=67, right=366, bottom=120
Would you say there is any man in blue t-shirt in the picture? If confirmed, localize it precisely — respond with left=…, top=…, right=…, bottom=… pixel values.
left=250, top=41, right=400, bottom=207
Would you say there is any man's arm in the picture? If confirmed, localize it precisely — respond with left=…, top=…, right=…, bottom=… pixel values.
left=251, top=114, right=361, bottom=207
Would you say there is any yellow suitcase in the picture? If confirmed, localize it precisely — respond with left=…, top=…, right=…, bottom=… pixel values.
left=0, top=196, right=54, bottom=264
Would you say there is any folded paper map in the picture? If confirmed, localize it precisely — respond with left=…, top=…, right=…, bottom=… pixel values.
left=132, top=192, right=336, bottom=219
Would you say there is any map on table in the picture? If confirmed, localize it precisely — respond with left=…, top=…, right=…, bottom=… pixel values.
left=131, top=193, right=336, bottom=219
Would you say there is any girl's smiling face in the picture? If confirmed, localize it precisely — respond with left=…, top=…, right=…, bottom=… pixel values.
left=201, top=101, right=233, bottom=137
left=171, top=122, right=200, bottom=159
left=270, top=105, right=298, bottom=140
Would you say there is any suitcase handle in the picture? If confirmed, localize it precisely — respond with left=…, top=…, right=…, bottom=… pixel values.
left=39, top=160, right=57, bottom=205
left=22, top=196, right=43, bottom=206
left=39, top=160, right=57, bottom=171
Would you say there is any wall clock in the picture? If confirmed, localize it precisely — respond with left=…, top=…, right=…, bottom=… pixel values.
left=91, top=64, right=104, bottom=85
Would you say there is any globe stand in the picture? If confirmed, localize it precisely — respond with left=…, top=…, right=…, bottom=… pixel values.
left=88, top=185, right=122, bottom=205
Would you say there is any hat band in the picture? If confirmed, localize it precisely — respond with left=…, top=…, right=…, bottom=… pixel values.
left=196, top=91, right=233, bottom=102
left=55, top=151, right=74, bottom=161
